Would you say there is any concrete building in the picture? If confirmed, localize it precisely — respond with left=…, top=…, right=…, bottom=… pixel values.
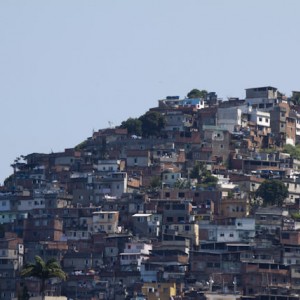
left=142, top=282, right=177, bottom=300
left=0, top=232, right=24, bottom=300
left=120, top=241, right=152, bottom=270
left=132, top=213, right=161, bottom=238
left=23, top=215, right=63, bottom=243
left=92, top=211, right=119, bottom=234
left=249, top=109, right=271, bottom=130
left=245, top=86, right=278, bottom=99
left=217, top=106, right=242, bottom=133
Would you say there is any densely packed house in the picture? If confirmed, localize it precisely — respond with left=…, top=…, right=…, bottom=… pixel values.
left=2, top=86, right=300, bottom=299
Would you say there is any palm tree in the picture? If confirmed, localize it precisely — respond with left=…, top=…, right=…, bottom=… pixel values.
left=20, top=255, right=67, bottom=299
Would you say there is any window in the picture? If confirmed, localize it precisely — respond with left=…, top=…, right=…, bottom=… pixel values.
left=229, top=233, right=234, bottom=237
left=178, top=216, right=184, bottom=222
left=220, top=233, right=225, bottom=237
left=282, top=232, right=290, bottom=239
left=185, top=225, right=190, bottom=231
left=178, top=192, right=185, bottom=198
left=259, top=117, right=262, bottom=122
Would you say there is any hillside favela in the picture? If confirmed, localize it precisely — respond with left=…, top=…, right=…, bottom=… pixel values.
left=3, top=86, right=300, bottom=300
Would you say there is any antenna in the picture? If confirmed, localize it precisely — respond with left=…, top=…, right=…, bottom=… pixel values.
left=108, top=121, right=113, bottom=128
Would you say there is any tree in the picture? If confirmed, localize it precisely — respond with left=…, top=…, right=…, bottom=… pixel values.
left=139, top=111, right=165, bottom=137
left=189, top=164, right=201, bottom=180
left=255, top=179, right=288, bottom=207
left=119, top=117, right=142, bottom=136
left=20, top=256, right=67, bottom=299
left=74, top=139, right=88, bottom=151
left=187, top=89, right=207, bottom=99
left=201, top=174, right=218, bottom=187
left=283, top=144, right=300, bottom=160
left=189, top=162, right=218, bottom=188
left=149, top=176, right=161, bottom=189
left=189, top=162, right=209, bottom=179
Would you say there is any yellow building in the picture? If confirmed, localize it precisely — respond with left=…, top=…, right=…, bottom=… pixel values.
left=142, top=282, right=176, bottom=300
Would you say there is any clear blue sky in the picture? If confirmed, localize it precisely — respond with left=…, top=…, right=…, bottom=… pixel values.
left=1, top=0, right=300, bottom=183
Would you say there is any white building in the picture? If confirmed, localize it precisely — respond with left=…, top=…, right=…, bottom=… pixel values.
left=162, top=168, right=182, bottom=187
left=94, top=159, right=121, bottom=172
left=217, top=106, right=242, bottom=133
left=283, top=177, right=300, bottom=204
left=120, top=241, right=152, bottom=270
left=249, top=109, right=271, bottom=129
left=295, top=112, right=300, bottom=143
left=88, top=172, right=127, bottom=198
left=200, top=218, right=255, bottom=243
left=17, top=197, right=45, bottom=211
left=179, top=98, right=205, bottom=110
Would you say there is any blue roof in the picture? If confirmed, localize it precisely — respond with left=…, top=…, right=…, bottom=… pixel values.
left=181, top=98, right=201, bottom=105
